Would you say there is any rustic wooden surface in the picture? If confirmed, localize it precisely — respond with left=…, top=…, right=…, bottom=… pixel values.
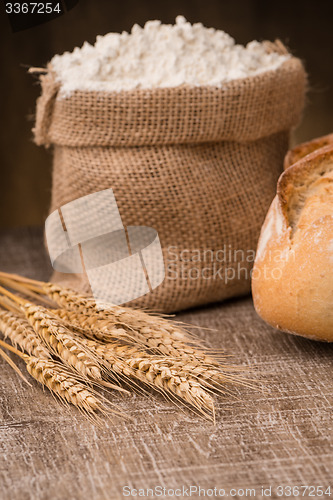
left=0, top=228, right=332, bottom=500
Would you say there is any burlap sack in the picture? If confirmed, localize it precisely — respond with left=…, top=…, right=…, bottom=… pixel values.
left=34, top=42, right=306, bottom=313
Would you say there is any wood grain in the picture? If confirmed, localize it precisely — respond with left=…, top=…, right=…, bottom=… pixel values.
left=0, top=228, right=332, bottom=499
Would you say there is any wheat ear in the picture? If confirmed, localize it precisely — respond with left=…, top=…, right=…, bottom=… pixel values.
left=0, top=335, right=125, bottom=424
left=21, top=303, right=104, bottom=381
left=25, top=356, right=125, bottom=423
left=0, top=274, right=254, bottom=417
left=52, top=309, right=238, bottom=391
left=0, top=275, right=217, bottom=354
left=80, top=338, right=215, bottom=419
left=1, top=278, right=252, bottom=385
left=81, top=336, right=243, bottom=396
left=1, top=277, right=235, bottom=379
left=41, top=284, right=224, bottom=364
left=0, top=309, right=50, bottom=359
left=0, top=285, right=103, bottom=384
left=51, top=308, right=139, bottom=344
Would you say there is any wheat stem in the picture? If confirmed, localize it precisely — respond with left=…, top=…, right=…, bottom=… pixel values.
left=0, top=339, right=31, bottom=385
left=0, top=272, right=252, bottom=421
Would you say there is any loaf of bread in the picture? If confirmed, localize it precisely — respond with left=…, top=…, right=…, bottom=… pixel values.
left=252, top=145, right=333, bottom=341
left=284, top=132, right=333, bottom=170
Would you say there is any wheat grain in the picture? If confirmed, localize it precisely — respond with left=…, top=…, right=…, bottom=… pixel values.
left=42, top=284, right=224, bottom=367
left=51, top=308, right=139, bottom=344
left=0, top=275, right=221, bottom=361
left=22, top=303, right=103, bottom=381
left=0, top=309, right=50, bottom=359
left=80, top=337, right=215, bottom=418
left=80, top=336, right=243, bottom=394
left=25, top=356, right=121, bottom=422
left=0, top=273, right=253, bottom=420
left=52, top=309, right=235, bottom=393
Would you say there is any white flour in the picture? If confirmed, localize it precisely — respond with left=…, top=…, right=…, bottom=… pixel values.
left=51, top=16, right=289, bottom=97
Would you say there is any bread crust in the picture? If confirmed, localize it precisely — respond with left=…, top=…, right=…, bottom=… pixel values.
left=252, top=145, right=333, bottom=341
left=284, top=132, right=333, bottom=170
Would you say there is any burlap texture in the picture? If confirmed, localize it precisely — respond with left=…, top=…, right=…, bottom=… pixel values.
left=34, top=45, right=306, bottom=312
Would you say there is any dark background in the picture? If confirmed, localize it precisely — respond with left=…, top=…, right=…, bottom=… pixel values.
left=1, top=0, right=333, bottom=228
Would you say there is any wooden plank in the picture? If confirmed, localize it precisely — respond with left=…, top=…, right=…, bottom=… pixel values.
left=0, top=228, right=332, bottom=499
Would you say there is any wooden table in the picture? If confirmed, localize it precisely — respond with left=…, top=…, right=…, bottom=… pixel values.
left=1, top=228, right=332, bottom=500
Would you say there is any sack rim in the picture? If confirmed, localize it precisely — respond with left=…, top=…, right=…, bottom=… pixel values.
left=50, top=56, right=301, bottom=100
left=34, top=53, right=306, bottom=147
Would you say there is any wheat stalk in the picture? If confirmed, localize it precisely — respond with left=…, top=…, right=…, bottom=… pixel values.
left=0, top=309, right=50, bottom=359
left=0, top=340, right=31, bottom=385
left=0, top=338, right=125, bottom=423
left=1, top=277, right=248, bottom=389
left=21, top=303, right=105, bottom=382
left=25, top=357, right=128, bottom=424
left=51, top=308, right=240, bottom=390
left=41, top=284, right=225, bottom=367
left=80, top=337, right=215, bottom=419
left=0, top=274, right=215, bottom=356
left=0, top=272, right=254, bottom=420
left=51, top=308, right=139, bottom=344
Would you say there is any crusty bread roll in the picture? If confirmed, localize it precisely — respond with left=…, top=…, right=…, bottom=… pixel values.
left=252, top=145, right=333, bottom=341
left=284, top=132, right=333, bottom=170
